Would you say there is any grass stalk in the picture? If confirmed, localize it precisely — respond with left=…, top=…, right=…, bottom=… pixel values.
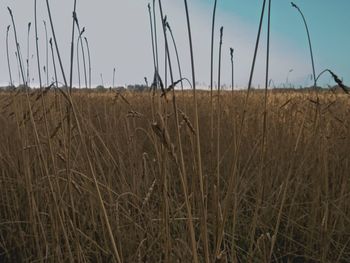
left=34, top=0, right=43, bottom=89
left=69, top=1, right=78, bottom=91
left=26, top=22, right=31, bottom=86
left=84, top=37, right=92, bottom=89
left=165, top=21, right=184, bottom=94
left=76, top=31, right=82, bottom=89
left=6, top=25, right=13, bottom=87
left=291, top=2, right=316, bottom=87
left=45, top=0, right=68, bottom=87
left=183, top=1, right=210, bottom=262
left=153, top=0, right=159, bottom=74
left=148, top=3, right=157, bottom=74
left=157, top=3, right=172, bottom=260
left=7, top=7, right=26, bottom=86
left=49, top=38, right=58, bottom=88
left=215, top=0, right=267, bottom=258
left=210, top=0, right=218, bottom=179
left=230, top=47, right=234, bottom=99
left=43, top=20, right=49, bottom=86
left=215, top=26, right=223, bottom=258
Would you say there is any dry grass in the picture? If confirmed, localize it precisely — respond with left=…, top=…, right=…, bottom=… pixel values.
left=0, top=89, right=350, bottom=262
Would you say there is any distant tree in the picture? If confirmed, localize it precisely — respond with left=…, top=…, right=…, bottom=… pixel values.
left=95, top=85, right=106, bottom=92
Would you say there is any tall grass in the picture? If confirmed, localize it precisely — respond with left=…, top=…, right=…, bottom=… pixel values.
left=34, top=0, right=42, bottom=88
left=1, top=1, right=350, bottom=263
left=291, top=2, right=316, bottom=87
left=6, top=25, right=13, bottom=87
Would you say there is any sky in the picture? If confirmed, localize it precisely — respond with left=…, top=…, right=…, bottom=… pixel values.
left=0, top=0, right=349, bottom=89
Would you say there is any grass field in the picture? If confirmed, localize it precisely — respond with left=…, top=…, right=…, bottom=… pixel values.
left=1, top=89, right=349, bottom=262
left=2, top=0, right=350, bottom=262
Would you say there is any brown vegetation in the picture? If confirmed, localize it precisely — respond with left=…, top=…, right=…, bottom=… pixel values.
left=0, top=89, right=349, bottom=262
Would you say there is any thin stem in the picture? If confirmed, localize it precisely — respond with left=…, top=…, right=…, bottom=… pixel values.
left=43, top=20, right=49, bottom=86
left=7, top=7, right=26, bottom=85
left=215, top=0, right=267, bottom=258
left=15, top=52, right=21, bottom=85
left=6, top=25, right=13, bottom=87
left=84, top=37, right=92, bottom=89
left=80, top=31, right=88, bottom=89
left=153, top=0, right=159, bottom=74
left=291, top=2, right=316, bottom=87
left=210, top=0, right=218, bottom=95
left=210, top=0, right=218, bottom=178
left=183, top=1, right=208, bottom=262
left=49, top=38, right=58, bottom=88
left=77, top=33, right=81, bottom=89
left=26, top=22, right=31, bottom=86
left=34, top=0, right=42, bottom=88
left=69, top=1, right=78, bottom=92
left=230, top=48, right=234, bottom=93
left=216, top=26, right=223, bottom=257
left=148, top=3, right=157, bottom=73
left=157, top=3, right=172, bottom=261
left=46, top=0, right=68, bottom=87
left=166, top=22, right=184, bottom=92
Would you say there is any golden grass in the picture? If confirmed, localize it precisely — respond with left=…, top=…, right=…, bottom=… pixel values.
left=0, top=89, right=349, bottom=262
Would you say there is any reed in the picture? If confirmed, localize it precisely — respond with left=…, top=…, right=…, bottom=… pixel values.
left=291, top=2, right=316, bottom=87
left=45, top=0, right=68, bottom=87
left=6, top=25, right=13, bottom=87
left=84, top=37, right=92, bottom=89
left=43, top=20, right=49, bottom=86
left=1, top=2, right=350, bottom=263
left=26, top=22, right=31, bottom=86
left=7, top=7, right=26, bottom=85
left=34, top=0, right=42, bottom=88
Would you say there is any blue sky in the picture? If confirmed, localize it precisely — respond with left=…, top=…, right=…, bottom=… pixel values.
left=202, top=0, right=350, bottom=86
left=0, top=0, right=349, bottom=88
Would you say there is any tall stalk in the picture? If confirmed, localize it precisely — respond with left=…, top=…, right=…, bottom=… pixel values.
left=215, top=0, right=267, bottom=258
left=34, top=0, right=42, bottom=88
left=216, top=26, right=223, bottom=253
left=43, top=20, right=49, bottom=86
left=148, top=3, right=157, bottom=73
left=7, top=7, right=26, bottom=86
left=153, top=0, right=159, bottom=74
left=248, top=0, right=271, bottom=260
left=230, top=47, right=234, bottom=93
left=84, top=37, right=92, bottom=89
left=157, top=3, right=172, bottom=261
left=183, top=1, right=210, bottom=262
left=69, top=1, right=78, bottom=92
left=74, top=18, right=88, bottom=89
left=210, top=0, right=218, bottom=172
left=46, top=0, right=67, bottom=87
left=49, top=38, right=58, bottom=88
left=77, top=33, right=81, bottom=88
left=210, top=0, right=218, bottom=96
left=291, top=2, right=316, bottom=87
left=6, top=25, right=13, bottom=87
left=76, top=27, right=85, bottom=89
left=165, top=22, right=184, bottom=93
left=157, top=2, right=200, bottom=262
left=15, top=52, right=21, bottom=85
left=26, top=22, right=31, bottom=86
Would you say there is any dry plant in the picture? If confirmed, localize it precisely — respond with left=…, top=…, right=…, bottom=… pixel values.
left=1, top=1, right=350, bottom=263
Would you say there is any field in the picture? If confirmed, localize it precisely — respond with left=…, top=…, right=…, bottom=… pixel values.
left=1, top=0, right=350, bottom=262
left=1, top=89, right=350, bottom=262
